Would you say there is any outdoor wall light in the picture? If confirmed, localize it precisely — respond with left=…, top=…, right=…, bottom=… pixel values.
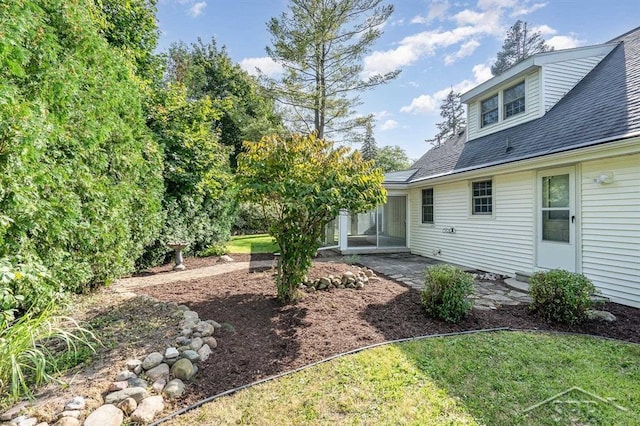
left=593, top=172, right=614, bottom=184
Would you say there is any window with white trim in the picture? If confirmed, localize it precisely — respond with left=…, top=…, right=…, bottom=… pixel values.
left=504, top=81, right=525, bottom=118
left=472, top=180, right=493, bottom=215
left=481, top=94, right=499, bottom=127
left=422, top=188, right=434, bottom=224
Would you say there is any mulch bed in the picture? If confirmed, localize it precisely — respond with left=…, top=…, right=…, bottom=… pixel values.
left=138, top=259, right=640, bottom=405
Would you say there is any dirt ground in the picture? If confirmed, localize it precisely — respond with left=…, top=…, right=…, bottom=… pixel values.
left=136, top=257, right=640, bottom=406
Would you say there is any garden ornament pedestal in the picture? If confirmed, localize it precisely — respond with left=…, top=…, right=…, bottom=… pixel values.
left=168, top=242, right=188, bottom=271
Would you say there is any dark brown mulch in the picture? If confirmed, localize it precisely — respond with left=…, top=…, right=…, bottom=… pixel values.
left=135, top=253, right=275, bottom=276
left=138, top=261, right=640, bottom=405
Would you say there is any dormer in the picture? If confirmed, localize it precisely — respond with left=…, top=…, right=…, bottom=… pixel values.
left=461, top=43, right=617, bottom=141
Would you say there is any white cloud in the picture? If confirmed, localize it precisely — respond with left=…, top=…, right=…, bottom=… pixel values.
left=239, top=57, right=284, bottom=77
left=547, top=35, right=581, bottom=50
left=401, top=62, right=493, bottom=115
left=531, top=24, right=557, bottom=36
left=511, top=2, right=548, bottom=17
left=187, top=1, right=206, bottom=17
left=380, top=119, right=399, bottom=131
left=411, top=1, right=449, bottom=24
left=444, top=39, right=481, bottom=65
left=374, top=110, right=392, bottom=119
left=400, top=94, right=439, bottom=114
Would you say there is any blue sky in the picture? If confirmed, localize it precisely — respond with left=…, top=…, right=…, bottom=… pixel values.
left=156, top=0, right=639, bottom=159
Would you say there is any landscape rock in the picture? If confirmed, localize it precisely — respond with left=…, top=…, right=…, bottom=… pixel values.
left=83, top=404, right=123, bottom=426
left=163, top=379, right=185, bottom=399
left=202, top=337, right=217, bottom=349
left=317, top=277, right=331, bottom=290
left=152, top=378, right=167, bottom=393
left=58, top=411, right=81, bottom=419
left=12, top=416, right=37, bottom=426
left=586, top=309, right=617, bottom=322
left=1, top=402, right=28, bottom=421
left=104, top=387, right=148, bottom=404
left=177, top=304, right=190, bottom=312
left=55, top=417, right=80, bottom=426
left=180, top=328, right=193, bottom=337
left=126, top=359, right=142, bottom=372
left=171, top=358, right=194, bottom=380
left=197, top=344, right=212, bottom=362
left=219, top=255, right=234, bottom=263
left=183, top=310, right=199, bottom=321
left=175, top=336, right=191, bottom=346
left=205, top=320, right=222, bottom=329
left=189, top=337, right=203, bottom=350
left=194, top=321, right=214, bottom=337
left=130, top=396, right=164, bottom=423
left=164, top=347, right=179, bottom=359
left=117, top=397, right=137, bottom=416
left=145, top=363, right=170, bottom=381
left=127, top=377, right=148, bottom=388
left=115, top=370, right=136, bottom=381
left=181, top=349, right=200, bottom=363
left=108, top=381, right=128, bottom=392
left=142, top=352, right=164, bottom=370
left=64, top=397, right=85, bottom=411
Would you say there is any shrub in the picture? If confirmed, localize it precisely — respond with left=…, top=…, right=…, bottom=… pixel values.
left=232, top=202, right=278, bottom=235
left=200, top=242, right=229, bottom=257
left=0, top=305, right=96, bottom=400
left=421, top=265, right=475, bottom=323
left=529, top=269, right=596, bottom=324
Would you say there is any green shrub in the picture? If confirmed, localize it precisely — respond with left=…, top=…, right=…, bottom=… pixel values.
left=0, top=305, right=96, bottom=400
left=421, top=265, right=475, bottom=323
left=529, top=269, right=596, bottom=324
left=232, top=202, right=277, bottom=235
left=200, top=242, right=229, bottom=257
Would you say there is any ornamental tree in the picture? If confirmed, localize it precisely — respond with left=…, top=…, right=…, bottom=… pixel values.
left=236, top=133, right=386, bottom=302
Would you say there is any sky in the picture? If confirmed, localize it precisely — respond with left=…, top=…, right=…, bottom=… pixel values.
left=155, top=0, right=640, bottom=160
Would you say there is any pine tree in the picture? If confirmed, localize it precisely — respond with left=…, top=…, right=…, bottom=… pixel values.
left=265, top=0, right=400, bottom=141
left=360, top=121, right=378, bottom=161
left=491, top=20, right=552, bottom=76
left=427, top=89, right=465, bottom=146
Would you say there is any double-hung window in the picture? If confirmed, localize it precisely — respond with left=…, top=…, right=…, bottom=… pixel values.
left=504, top=81, right=525, bottom=118
left=472, top=180, right=492, bottom=215
left=422, top=188, right=434, bottom=224
left=481, top=95, right=499, bottom=127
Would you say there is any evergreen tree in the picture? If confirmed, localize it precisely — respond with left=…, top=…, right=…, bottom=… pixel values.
left=361, top=121, right=378, bottom=161
left=375, top=146, right=411, bottom=172
left=491, top=20, right=552, bottom=76
left=428, top=89, right=465, bottom=146
left=265, top=0, right=400, bottom=141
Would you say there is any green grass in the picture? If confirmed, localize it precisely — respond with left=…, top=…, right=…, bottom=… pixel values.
left=169, top=332, right=639, bottom=425
left=227, top=234, right=279, bottom=254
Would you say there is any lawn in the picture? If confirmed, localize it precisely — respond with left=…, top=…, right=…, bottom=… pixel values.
left=227, top=234, right=279, bottom=254
left=168, top=331, right=639, bottom=425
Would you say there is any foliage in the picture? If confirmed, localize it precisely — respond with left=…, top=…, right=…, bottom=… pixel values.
left=237, top=133, right=386, bottom=302
left=164, top=39, right=283, bottom=167
left=265, top=0, right=400, bottom=140
left=492, top=20, right=552, bottom=75
left=374, top=145, right=412, bottom=172
left=233, top=202, right=279, bottom=235
left=200, top=243, right=228, bottom=257
left=427, top=89, right=465, bottom=146
left=139, top=83, right=236, bottom=268
left=0, top=0, right=163, bottom=293
left=360, top=121, right=378, bottom=161
left=421, top=265, right=474, bottom=323
left=529, top=269, right=596, bottom=324
left=96, top=0, right=162, bottom=82
left=0, top=258, right=61, bottom=327
left=0, top=306, right=96, bottom=400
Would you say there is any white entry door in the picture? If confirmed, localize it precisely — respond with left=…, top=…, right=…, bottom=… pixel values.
left=536, top=167, right=576, bottom=271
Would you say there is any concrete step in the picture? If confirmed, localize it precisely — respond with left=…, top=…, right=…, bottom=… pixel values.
left=504, top=278, right=529, bottom=293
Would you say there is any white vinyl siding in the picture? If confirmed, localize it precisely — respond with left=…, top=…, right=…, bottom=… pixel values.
left=581, top=154, right=640, bottom=308
left=409, top=171, right=535, bottom=276
left=468, top=71, right=540, bottom=140
left=542, top=54, right=608, bottom=113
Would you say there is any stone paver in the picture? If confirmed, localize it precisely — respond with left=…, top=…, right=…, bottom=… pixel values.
left=355, top=253, right=531, bottom=309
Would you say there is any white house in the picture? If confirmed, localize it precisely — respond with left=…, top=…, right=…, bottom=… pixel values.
left=331, top=27, right=640, bottom=308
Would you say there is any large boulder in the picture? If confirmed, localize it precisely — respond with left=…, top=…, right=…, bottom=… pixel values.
left=84, top=404, right=123, bottom=426
left=130, top=396, right=164, bottom=423
left=170, top=358, right=194, bottom=380
left=104, top=387, right=148, bottom=405
left=142, top=352, right=164, bottom=370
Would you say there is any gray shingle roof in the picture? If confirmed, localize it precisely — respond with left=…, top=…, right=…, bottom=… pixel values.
left=453, top=27, right=640, bottom=172
left=405, top=27, right=640, bottom=184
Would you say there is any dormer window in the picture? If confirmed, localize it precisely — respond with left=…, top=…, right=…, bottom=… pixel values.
left=481, top=95, right=499, bottom=127
left=504, top=81, right=525, bottom=118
